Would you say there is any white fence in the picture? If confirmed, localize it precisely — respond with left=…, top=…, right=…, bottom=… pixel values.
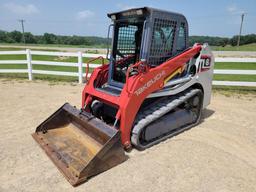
left=0, top=49, right=105, bottom=83
left=0, top=49, right=255, bottom=86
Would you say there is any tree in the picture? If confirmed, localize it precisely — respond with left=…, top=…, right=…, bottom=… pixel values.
left=0, top=30, right=7, bottom=43
left=1, top=28, right=255, bottom=47
left=24, top=32, right=37, bottom=44
left=42, top=33, right=58, bottom=44
left=0, top=30, right=15, bottom=43
left=9, top=30, right=23, bottom=43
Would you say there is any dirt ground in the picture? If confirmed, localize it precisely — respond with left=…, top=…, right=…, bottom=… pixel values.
left=0, top=80, right=256, bottom=192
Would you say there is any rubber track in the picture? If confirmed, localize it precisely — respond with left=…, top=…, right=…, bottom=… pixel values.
left=131, top=88, right=201, bottom=150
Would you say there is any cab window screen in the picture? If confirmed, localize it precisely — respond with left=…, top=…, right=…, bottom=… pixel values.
left=177, top=23, right=186, bottom=52
left=111, top=22, right=143, bottom=83
left=149, top=18, right=177, bottom=66
left=115, top=25, right=138, bottom=61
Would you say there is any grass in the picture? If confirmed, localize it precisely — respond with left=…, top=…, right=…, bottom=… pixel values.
left=213, top=85, right=256, bottom=94
left=0, top=54, right=26, bottom=60
left=212, top=43, right=256, bottom=51
left=1, top=63, right=255, bottom=83
left=0, top=47, right=64, bottom=52
left=1, top=42, right=256, bottom=51
left=0, top=46, right=255, bottom=86
left=0, top=47, right=107, bottom=64
left=0, top=50, right=103, bottom=82
left=0, top=73, right=77, bottom=82
left=0, top=43, right=107, bottom=49
left=0, top=54, right=106, bottom=64
left=0, top=47, right=24, bottom=51
left=0, top=64, right=79, bottom=72
left=1, top=43, right=256, bottom=51
left=214, top=62, right=256, bottom=70
left=214, top=74, right=256, bottom=82
left=213, top=62, right=256, bottom=83
left=0, top=61, right=255, bottom=82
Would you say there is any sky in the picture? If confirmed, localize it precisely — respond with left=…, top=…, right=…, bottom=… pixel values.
left=0, top=0, right=255, bottom=37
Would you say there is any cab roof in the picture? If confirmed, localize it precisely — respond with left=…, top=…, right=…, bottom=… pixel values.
left=107, top=7, right=186, bottom=20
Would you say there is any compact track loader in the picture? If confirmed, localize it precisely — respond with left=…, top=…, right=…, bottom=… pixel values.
left=32, top=7, right=214, bottom=186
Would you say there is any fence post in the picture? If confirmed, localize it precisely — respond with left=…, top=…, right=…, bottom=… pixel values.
left=26, top=49, right=33, bottom=80
left=78, top=51, right=83, bottom=84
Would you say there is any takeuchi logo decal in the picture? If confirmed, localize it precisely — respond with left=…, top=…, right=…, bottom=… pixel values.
left=134, top=70, right=166, bottom=96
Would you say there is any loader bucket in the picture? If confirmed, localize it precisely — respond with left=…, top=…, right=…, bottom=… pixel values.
left=32, top=103, right=126, bottom=186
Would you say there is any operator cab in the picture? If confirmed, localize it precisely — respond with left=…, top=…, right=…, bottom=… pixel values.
left=102, top=7, right=189, bottom=93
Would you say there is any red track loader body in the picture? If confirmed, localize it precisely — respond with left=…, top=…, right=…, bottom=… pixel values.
left=82, top=44, right=203, bottom=149
left=33, top=7, right=214, bottom=186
